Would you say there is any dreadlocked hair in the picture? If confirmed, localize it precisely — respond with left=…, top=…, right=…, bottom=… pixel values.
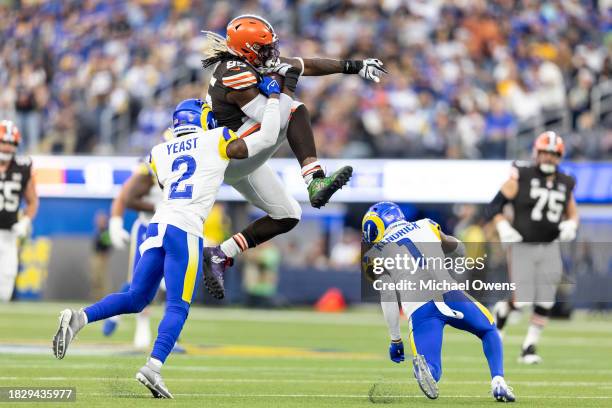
left=201, top=31, right=236, bottom=69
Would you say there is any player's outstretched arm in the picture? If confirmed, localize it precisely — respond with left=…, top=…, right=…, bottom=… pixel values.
left=228, top=77, right=294, bottom=130
left=274, top=57, right=387, bottom=82
left=226, top=92, right=281, bottom=159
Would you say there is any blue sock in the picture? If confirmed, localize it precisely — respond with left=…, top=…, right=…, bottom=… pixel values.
left=119, top=281, right=131, bottom=292
left=150, top=304, right=188, bottom=363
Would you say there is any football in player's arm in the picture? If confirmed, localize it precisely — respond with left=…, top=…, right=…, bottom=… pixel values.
left=0, top=120, right=39, bottom=302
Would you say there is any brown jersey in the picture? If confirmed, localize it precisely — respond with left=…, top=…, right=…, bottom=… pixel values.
left=207, top=58, right=260, bottom=132
left=510, top=161, right=576, bottom=243
left=0, top=156, right=32, bottom=230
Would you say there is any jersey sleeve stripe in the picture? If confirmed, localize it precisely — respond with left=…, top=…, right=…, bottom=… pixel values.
left=223, top=78, right=257, bottom=87
left=223, top=72, right=257, bottom=82
left=227, top=80, right=258, bottom=90
left=222, top=75, right=257, bottom=86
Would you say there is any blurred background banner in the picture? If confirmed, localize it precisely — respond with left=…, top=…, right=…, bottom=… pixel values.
left=30, top=155, right=612, bottom=203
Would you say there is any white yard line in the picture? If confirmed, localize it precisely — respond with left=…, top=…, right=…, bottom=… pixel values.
left=0, top=376, right=608, bottom=387
left=77, top=392, right=612, bottom=399
left=4, top=362, right=612, bottom=375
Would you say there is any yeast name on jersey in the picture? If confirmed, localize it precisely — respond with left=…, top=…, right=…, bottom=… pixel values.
left=166, top=138, right=198, bottom=155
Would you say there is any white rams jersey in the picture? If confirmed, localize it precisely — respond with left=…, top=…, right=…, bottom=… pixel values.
left=149, top=126, right=237, bottom=237
left=367, top=218, right=457, bottom=317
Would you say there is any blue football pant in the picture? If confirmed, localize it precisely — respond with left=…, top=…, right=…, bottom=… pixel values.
left=84, top=223, right=203, bottom=363
left=408, top=290, right=503, bottom=381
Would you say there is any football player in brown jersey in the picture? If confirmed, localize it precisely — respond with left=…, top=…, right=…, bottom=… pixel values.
left=0, top=120, right=39, bottom=302
left=200, top=15, right=387, bottom=297
left=486, top=131, right=579, bottom=364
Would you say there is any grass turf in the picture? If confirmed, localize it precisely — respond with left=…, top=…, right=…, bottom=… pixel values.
left=0, top=302, right=611, bottom=407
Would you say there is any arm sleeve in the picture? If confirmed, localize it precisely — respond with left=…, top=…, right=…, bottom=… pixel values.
left=381, top=300, right=402, bottom=341
left=243, top=98, right=281, bottom=156
left=241, top=93, right=293, bottom=129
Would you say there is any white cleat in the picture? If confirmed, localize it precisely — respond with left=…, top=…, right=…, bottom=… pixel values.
left=136, top=364, right=173, bottom=399
left=491, top=376, right=516, bottom=402
left=412, top=354, right=439, bottom=399
left=52, top=308, right=86, bottom=359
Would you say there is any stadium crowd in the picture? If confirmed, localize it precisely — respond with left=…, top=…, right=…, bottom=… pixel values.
left=0, top=0, right=611, bottom=159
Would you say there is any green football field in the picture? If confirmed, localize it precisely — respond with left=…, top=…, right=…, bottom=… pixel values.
left=0, top=302, right=611, bottom=407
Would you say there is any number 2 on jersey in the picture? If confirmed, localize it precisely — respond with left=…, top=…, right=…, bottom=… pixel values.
left=169, top=155, right=196, bottom=199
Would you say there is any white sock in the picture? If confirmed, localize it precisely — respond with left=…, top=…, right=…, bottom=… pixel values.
left=301, top=161, right=323, bottom=185
left=220, top=233, right=248, bottom=257
left=134, top=312, right=151, bottom=349
left=491, top=375, right=506, bottom=386
left=522, top=324, right=543, bottom=350
left=148, top=357, right=163, bottom=372
left=80, top=309, right=88, bottom=324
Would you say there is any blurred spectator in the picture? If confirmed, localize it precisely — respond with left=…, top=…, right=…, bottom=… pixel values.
left=329, top=229, right=361, bottom=269
left=0, top=0, right=610, bottom=159
left=482, top=96, right=516, bottom=158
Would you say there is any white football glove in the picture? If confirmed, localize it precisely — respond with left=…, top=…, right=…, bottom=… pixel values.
left=359, top=58, right=387, bottom=83
left=12, top=216, right=31, bottom=239
left=109, top=216, right=130, bottom=249
left=258, top=61, right=294, bottom=77
left=558, top=219, right=578, bottom=242
left=496, top=219, right=523, bottom=244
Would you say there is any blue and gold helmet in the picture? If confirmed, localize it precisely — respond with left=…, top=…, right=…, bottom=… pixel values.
left=362, top=201, right=405, bottom=243
left=173, top=98, right=217, bottom=136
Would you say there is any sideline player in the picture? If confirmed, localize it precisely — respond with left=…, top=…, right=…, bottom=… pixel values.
left=486, top=131, right=578, bottom=364
left=0, top=120, right=39, bottom=302
left=362, top=202, right=515, bottom=402
left=200, top=15, right=386, bottom=286
left=52, top=82, right=283, bottom=398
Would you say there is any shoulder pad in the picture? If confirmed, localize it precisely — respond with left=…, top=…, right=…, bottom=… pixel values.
left=512, top=160, right=530, bottom=168
left=221, top=62, right=258, bottom=90
left=510, top=160, right=530, bottom=180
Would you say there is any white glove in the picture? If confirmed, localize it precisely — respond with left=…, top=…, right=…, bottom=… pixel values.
left=359, top=58, right=387, bottom=83
left=496, top=219, right=523, bottom=244
left=109, top=216, right=130, bottom=249
left=558, top=219, right=578, bottom=242
left=12, top=216, right=31, bottom=238
left=258, top=61, right=294, bottom=77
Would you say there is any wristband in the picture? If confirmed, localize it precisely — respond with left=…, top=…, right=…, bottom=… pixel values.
left=342, top=60, right=363, bottom=74
left=283, top=67, right=301, bottom=93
